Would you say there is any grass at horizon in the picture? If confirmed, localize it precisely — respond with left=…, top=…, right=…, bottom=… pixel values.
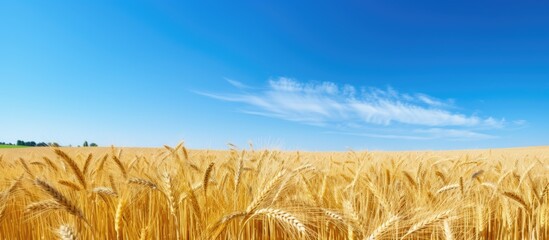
left=0, top=144, right=28, bottom=148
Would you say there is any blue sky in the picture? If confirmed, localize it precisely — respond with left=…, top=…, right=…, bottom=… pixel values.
left=1, top=1, right=548, bottom=150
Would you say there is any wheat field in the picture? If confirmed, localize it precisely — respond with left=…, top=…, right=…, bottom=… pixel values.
left=0, top=144, right=548, bottom=239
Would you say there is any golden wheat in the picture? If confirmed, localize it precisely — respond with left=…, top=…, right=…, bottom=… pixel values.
left=0, top=145, right=546, bottom=239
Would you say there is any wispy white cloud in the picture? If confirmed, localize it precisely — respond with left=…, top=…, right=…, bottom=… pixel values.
left=513, top=119, right=527, bottom=126
left=415, top=93, right=454, bottom=108
left=325, top=128, right=495, bottom=140
left=414, top=128, right=496, bottom=140
left=199, top=77, right=507, bottom=139
left=224, top=78, right=250, bottom=89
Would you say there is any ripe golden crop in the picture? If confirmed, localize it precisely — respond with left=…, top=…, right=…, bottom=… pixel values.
left=0, top=145, right=547, bottom=239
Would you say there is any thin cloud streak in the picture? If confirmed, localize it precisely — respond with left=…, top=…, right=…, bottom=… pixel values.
left=224, top=78, right=251, bottom=89
left=199, top=77, right=506, bottom=139
left=326, top=128, right=496, bottom=141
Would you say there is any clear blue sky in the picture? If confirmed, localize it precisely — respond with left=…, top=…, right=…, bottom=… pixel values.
left=1, top=1, right=548, bottom=150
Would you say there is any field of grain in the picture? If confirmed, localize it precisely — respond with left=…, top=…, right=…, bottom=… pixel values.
left=0, top=145, right=548, bottom=239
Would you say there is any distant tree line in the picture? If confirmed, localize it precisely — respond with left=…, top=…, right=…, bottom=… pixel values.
left=0, top=140, right=98, bottom=147
left=82, top=141, right=98, bottom=147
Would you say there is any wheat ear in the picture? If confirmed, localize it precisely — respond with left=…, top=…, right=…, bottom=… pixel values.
left=128, top=178, right=157, bottom=189
left=401, top=210, right=452, bottom=239
left=139, top=226, right=149, bottom=240
left=58, top=224, right=78, bottom=240
left=43, top=157, right=59, bottom=172
left=203, top=162, right=215, bottom=198
left=254, top=208, right=306, bottom=233
left=210, top=211, right=247, bottom=233
left=436, top=184, right=460, bottom=194
left=161, top=172, right=177, bottom=215
left=25, top=200, right=62, bottom=215
left=109, top=175, right=118, bottom=194
left=82, top=153, right=93, bottom=175
left=54, top=149, right=87, bottom=189
left=34, top=179, right=86, bottom=221
left=92, top=187, right=118, bottom=197
left=0, top=177, right=22, bottom=221
left=19, top=158, right=34, bottom=178
left=246, top=170, right=287, bottom=214
left=403, top=171, right=417, bottom=189
left=115, top=198, right=126, bottom=240
left=94, top=154, right=109, bottom=175
left=366, top=215, right=400, bottom=240
left=443, top=219, right=453, bottom=240
left=234, top=156, right=244, bottom=196
left=502, top=191, right=530, bottom=212
left=539, top=183, right=549, bottom=203
left=323, top=209, right=344, bottom=222
left=111, top=154, right=127, bottom=179
left=58, top=180, right=82, bottom=191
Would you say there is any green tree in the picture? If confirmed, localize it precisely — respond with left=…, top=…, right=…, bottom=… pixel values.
left=83, top=141, right=89, bottom=147
left=90, top=143, right=98, bottom=147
